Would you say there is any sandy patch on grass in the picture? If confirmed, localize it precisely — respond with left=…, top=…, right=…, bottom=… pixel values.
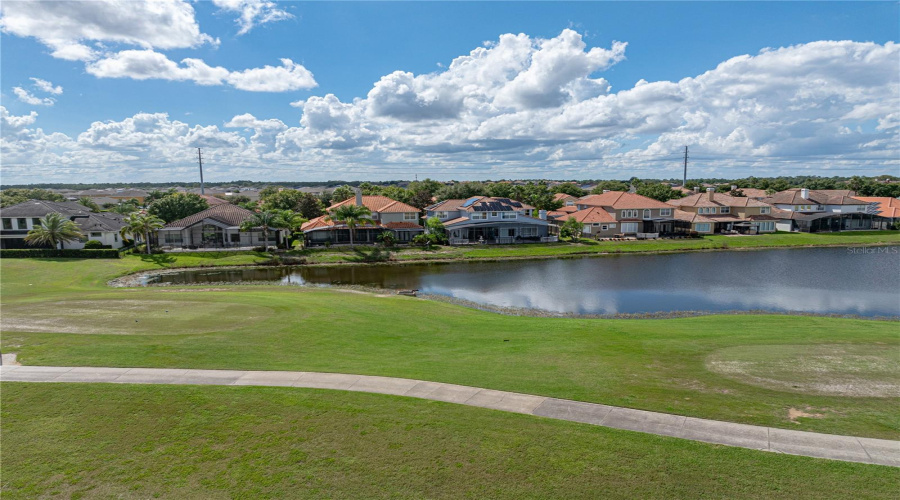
left=0, top=299, right=272, bottom=335
left=706, top=344, right=900, bottom=398
left=788, top=408, right=824, bottom=422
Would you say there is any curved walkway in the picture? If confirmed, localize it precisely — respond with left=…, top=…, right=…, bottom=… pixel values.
left=2, top=364, right=897, bottom=467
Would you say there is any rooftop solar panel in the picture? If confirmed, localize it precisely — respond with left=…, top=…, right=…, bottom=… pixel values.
left=461, top=197, right=480, bottom=208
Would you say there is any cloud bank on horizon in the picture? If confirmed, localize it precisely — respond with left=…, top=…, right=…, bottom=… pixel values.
left=0, top=0, right=897, bottom=184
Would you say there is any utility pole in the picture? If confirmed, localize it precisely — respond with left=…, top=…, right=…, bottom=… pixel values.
left=682, top=146, right=689, bottom=188
left=197, top=148, right=205, bottom=195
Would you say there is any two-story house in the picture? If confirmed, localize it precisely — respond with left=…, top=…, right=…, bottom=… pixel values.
left=302, top=193, right=424, bottom=246
left=762, top=188, right=873, bottom=232
left=0, top=200, right=128, bottom=249
left=568, top=191, right=676, bottom=236
left=425, top=196, right=552, bottom=244
left=667, top=188, right=777, bottom=234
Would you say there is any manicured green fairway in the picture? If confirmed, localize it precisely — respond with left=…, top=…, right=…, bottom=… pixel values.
left=2, top=257, right=898, bottom=439
left=2, top=383, right=897, bottom=499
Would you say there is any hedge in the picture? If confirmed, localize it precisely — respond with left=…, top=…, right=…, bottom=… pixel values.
left=0, top=249, right=121, bottom=259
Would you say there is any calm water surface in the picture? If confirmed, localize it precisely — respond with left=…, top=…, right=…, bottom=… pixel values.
left=147, top=247, right=900, bottom=317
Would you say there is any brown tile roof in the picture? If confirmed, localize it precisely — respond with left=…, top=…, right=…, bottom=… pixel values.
left=668, top=192, right=771, bottom=208
left=553, top=193, right=578, bottom=203
left=164, top=203, right=255, bottom=228
left=576, top=191, right=672, bottom=210
left=854, top=197, right=900, bottom=218
left=301, top=215, right=422, bottom=232
left=329, top=195, right=419, bottom=213
left=200, top=195, right=229, bottom=206
left=672, top=209, right=744, bottom=224
left=566, top=207, right=617, bottom=224
left=762, top=188, right=867, bottom=206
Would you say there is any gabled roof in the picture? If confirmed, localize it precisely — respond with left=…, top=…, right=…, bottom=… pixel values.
left=426, top=196, right=534, bottom=213
left=553, top=193, right=578, bottom=203
left=668, top=192, right=771, bottom=208
left=75, top=213, right=128, bottom=232
left=200, top=194, right=229, bottom=206
left=329, top=195, right=418, bottom=213
left=576, top=191, right=672, bottom=210
left=566, top=207, right=617, bottom=224
left=854, top=197, right=900, bottom=218
left=164, top=203, right=256, bottom=229
left=0, top=199, right=93, bottom=217
left=762, top=188, right=867, bottom=206
left=730, top=188, right=769, bottom=199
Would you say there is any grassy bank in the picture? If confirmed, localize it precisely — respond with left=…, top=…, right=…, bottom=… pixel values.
left=2, top=257, right=897, bottom=439
left=2, top=383, right=896, bottom=499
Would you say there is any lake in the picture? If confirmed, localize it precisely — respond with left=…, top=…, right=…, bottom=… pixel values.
left=145, top=247, right=900, bottom=317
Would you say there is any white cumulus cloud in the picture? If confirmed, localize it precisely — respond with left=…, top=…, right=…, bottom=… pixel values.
left=12, top=87, right=55, bottom=106
left=212, top=0, right=293, bottom=35
left=30, top=77, right=63, bottom=95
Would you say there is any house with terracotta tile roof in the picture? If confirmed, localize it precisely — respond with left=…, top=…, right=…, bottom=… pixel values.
left=553, top=193, right=578, bottom=206
left=572, top=191, right=676, bottom=235
left=852, top=197, right=900, bottom=230
left=761, top=188, right=873, bottom=232
left=667, top=188, right=777, bottom=234
left=425, top=196, right=552, bottom=244
left=157, top=203, right=283, bottom=249
left=301, top=192, right=424, bottom=246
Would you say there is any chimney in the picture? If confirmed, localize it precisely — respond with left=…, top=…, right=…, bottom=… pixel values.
left=355, top=188, right=363, bottom=207
left=731, top=185, right=737, bottom=191
left=693, top=186, right=700, bottom=193
left=706, top=187, right=715, bottom=201
left=602, top=189, right=610, bottom=193
left=800, top=188, right=809, bottom=200
left=538, top=210, right=547, bottom=220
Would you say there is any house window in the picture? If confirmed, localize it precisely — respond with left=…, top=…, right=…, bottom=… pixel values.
left=90, top=232, right=102, bottom=237
left=436, top=211, right=449, bottom=219
left=230, top=233, right=241, bottom=243
left=621, top=222, right=639, bottom=233
left=695, top=223, right=712, bottom=233
left=609, top=223, right=616, bottom=228
left=2, top=218, right=13, bottom=230
left=17, top=218, right=27, bottom=229
left=643, top=209, right=651, bottom=219
left=592, top=223, right=601, bottom=227
left=163, top=233, right=183, bottom=244
left=520, top=227, right=537, bottom=237
left=470, top=213, right=487, bottom=220
left=501, top=212, right=516, bottom=219
left=403, top=212, right=418, bottom=221
left=720, top=207, right=730, bottom=214
left=114, top=234, right=118, bottom=242
left=601, top=225, right=609, bottom=231
left=660, top=208, right=672, bottom=217
left=621, top=209, right=638, bottom=218
left=32, top=218, right=42, bottom=227
left=760, top=207, right=770, bottom=214
left=490, top=212, right=498, bottom=217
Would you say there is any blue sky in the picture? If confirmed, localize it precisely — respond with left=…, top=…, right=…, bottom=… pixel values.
left=1, top=1, right=898, bottom=184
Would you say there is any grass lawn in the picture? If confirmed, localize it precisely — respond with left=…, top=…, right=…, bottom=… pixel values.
left=2, top=383, right=897, bottom=499
left=2, top=257, right=898, bottom=439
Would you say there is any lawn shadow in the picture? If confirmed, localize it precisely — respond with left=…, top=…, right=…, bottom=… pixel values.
left=139, top=253, right=177, bottom=266
left=346, top=246, right=393, bottom=263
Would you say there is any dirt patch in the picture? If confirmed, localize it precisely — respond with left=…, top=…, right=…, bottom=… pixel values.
left=788, top=408, right=824, bottom=422
left=706, top=344, right=900, bottom=398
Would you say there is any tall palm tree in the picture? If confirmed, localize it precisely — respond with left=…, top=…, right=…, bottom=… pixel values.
left=276, top=210, right=308, bottom=249
left=77, top=196, right=100, bottom=213
left=328, top=204, right=372, bottom=247
left=121, top=212, right=165, bottom=255
left=240, top=210, right=285, bottom=250
left=24, top=213, right=82, bottom=249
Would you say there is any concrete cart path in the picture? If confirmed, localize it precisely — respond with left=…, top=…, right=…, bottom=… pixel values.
left=3, top=364, right=898, bottom=467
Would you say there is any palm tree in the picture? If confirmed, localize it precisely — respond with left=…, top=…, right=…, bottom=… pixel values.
left=24, top=213, right=82, bottom=249
left=328, top=204, right=372, bottom=247
left=240, top=210, right=284, bottom=250
left=121, top=212, right=165, bottom=255
left=77, top=196, right=100, bottom=212
left=276, top=210, right=308, bottom=249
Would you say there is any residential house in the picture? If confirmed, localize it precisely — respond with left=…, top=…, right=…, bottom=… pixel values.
left=553, top=193, right=578, bottom=206
left=667, top=188, right=777, bottom=234
left=302, top=193, right=424, bottom=246
left=571, top=191, right=676, bottom=235
left=158, top=203, right=282, bottom=249
left=854, top=197, right=900, bottom=230
left=425, top=196, right=552, bottom=244
left=762, top=188, right=873, bottom=232
left=0, top=199, right=127, bottom=249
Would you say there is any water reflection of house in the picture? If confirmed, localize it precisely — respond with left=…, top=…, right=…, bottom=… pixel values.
left=301, top=193, right=424, bottom=246
left=425, top=196, right=553, bottom=244
left=667, top=188, right=777, bottom=234
left=158, top=203, right=282, bottom=249
left=762, top=188, right=873, bottom=232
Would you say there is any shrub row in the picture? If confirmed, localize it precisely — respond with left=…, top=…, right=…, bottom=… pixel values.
left=0, top=248, right=121, bottom=259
